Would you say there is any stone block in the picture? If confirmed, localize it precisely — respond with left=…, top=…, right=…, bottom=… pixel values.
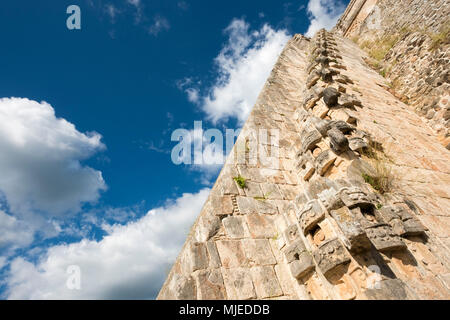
left=284, top=239, right=308, bottom=263
left=323, top=87, right=339, bottom=107
left=194, top=269, right=226, bottom=300
left=236, top=196, right=256, bottom=214
left=163, top=274, right=197, bottom=300
left=244, top=181, right=264, bottom=198
left=379, top=205, right=426, bottom=237
left=318, top=187, right=344, bottom=211
left=315, top=149, right=337, bottom=176
left=242, top=239, right=277, bottom=266
left=313, top=238, right=351, bottom=277
left=312, top=100, right=330, bottom=118
left=289, top=254, right=315, bottom=279
left=216, top=240, right=247, bottom=268
left=349, top=137, right=368, bottom=152
left=260, top=183, right=283, bottom=200
left=195, top=209, right=221, bottom=242
left=327, top=128, right=349, bottom=154
left=298, top=199, right=325, bottom=235
left=182, top=242, right=209, bottom=274
left=330, top=206, right=371, bottom=252
left=306, top=70, right=321, bottom=88
left=283, top=224, right=301, bottom=245
left=339, top=187, right=374, bottom=210
left=223, top=216, right=249, bottom=238
left=221, top=267, right=256, bottom=300
left=254, top=199, right=279, bottom=215
left=338, top=93, right=361, bottom=107
left=245, top=213, right=277, bottom=239
left=301, top=128, right=323, bottom=153
left=250, top=266, right=283, bottom=299
left=365, top=224, right=407, bottom=252
left=206, top=240, right=222, bottom=268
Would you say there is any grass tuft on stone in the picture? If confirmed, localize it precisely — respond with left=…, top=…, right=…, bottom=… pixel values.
left=233, top=176, right=247, bottom=189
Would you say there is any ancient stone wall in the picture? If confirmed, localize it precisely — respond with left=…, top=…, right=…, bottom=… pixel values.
left=158, top=27, right=450, bottom=300
left=335, top=0, right=450, bottom=149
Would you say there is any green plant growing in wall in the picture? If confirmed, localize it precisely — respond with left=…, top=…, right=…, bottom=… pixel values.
left=233, top=176, right=247, bottom=189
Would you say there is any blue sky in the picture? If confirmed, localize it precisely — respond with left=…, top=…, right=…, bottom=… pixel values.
left=0, top=0, right=347, bottom=299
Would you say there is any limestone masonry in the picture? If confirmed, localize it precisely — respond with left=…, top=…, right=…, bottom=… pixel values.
left=158, top=0, right=450, bottom=300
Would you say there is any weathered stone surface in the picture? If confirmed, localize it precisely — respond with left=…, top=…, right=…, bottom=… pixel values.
left=236, top=196, right=256, bottom=214
left=254, top=199, right=279, bottom=215
left=246, top=213, right=277, bottom=239
left=222, top=267, right=256, bottom=300
left=306, top=70, right=321, bottom=89
left=211, top=195, right=234, bottom=215
left=223, top=216, right=249, bottom=238
left=195, top=269, right=226, bottom=300
left=181, top=242, right=209, bottom=274
left=323, top=87, right=340, bottom=107
left=340, top=93, right=361, bottom=107
left=298, top=200, right=325, bottom=235
left=318, top=187, right=344, bottom=211
left=378, top=205, right=426, bottom=237
left=216, top=240, right=247, bottom=268
left=300, top=128, right=323, bottom=153
left=206, top=240, right=222, bottom=268
left=328, top=128, right=349, bottom=154
left=364, top=279, right=413, bottom=300
left=315, top=149, right=337, bottom=176
left=283, top=224, right=301, bottom=245
left=243, top=239, right=277, bottom=266
left=349, top=137, right=368, bottom=152
left=162, top=274, right=197, bottom=300
left=365, top=224, right=407, bottom=252
left=260, top=183, right=284, bottom=200
left=250, top=266, right=283, bottom=299
left=330, top=207, right=371, bottom=252
left=289, top=255, right=315, bottom=279
left=313, top=239, right=351, bottom=277
left=284, top=239, right=307, bottom=263
left=244, top=181, right=264, bottom=198
left=339, top=187, right=374, bottom=209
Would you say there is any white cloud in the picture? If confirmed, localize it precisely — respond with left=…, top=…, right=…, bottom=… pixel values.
left=148, top=16, right=170, bottom=36
left=0, top=97, right=106, bottom=219
left=0, top=211, right=34, bottom=251
left=127, top=0, right=141, bottom=8
left=4, top=189, right=210, bottom=300
left=305, top=0, right=346, bottom=37
left=185, top=19, right=290, bottom=124
left=0, top=256, right=7, bottom=270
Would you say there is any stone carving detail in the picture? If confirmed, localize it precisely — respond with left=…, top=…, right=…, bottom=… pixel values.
left=315, top=149, right=337, bottom=175
left=296, top=150, right=315, bottom=181
left=330, top=207, right=371, bottom=252
left=318, top=188, right=344, bottom=211
left=298, top=200, right=325, bottom=235
left=323, top=87, right=340, bottom=107
left=313, top=238, right=351, bottom=277
left=378, top=205, right=426, bottom=237
left=349, top=137, right=368, bottom=152
left=339, top=187, right=374, bottom=209
left=365, top=224, right=407, bottom=252
left=283, top=224, right=301, bottom=245
left=284, top=239, right=315, bottom=279
left=300, top=128, right=322, bottom=153
left=327, top=127, right=349, bottom=154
